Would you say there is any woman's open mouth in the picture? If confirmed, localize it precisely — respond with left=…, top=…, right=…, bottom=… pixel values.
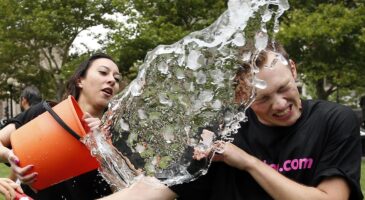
left=101, top=88, right=113, bottom=97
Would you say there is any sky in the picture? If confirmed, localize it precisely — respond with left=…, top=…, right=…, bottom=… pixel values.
left=69, top=25, right=110, bottom=54
left=70, top=13, right=128, bottom=54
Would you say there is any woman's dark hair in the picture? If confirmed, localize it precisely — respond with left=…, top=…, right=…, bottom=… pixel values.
left=64, top=53, right=116, bottom=100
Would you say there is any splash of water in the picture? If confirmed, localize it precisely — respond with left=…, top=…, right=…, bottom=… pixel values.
left=83, top=0, right=289, bottom=190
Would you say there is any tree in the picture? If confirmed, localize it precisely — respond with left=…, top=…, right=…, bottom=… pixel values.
left=0, top=0, right=120, bottom=100
left=106, top=0, right=227, bottom=80
left=278, top=1, right=365, bottom=101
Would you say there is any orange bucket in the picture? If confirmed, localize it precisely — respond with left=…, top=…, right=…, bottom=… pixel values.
left=10, top=95, right=99, bottom=190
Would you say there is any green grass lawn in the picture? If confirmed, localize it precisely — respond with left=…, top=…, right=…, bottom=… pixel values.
left=0, top=164, right=10, bottom=178
left=361, top=159, right=365, bottom=195
left=0, top=161, right=364, bottom=199
left=0, top=164, right=10, bottom=200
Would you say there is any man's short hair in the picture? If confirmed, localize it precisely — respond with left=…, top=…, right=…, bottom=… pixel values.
left=20, top=85, right=42, bottom=106
left=255, top=41, right=290, bottom=69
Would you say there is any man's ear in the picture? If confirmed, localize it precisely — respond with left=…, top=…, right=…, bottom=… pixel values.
left=20, top=97, right=28, bottom=110
left=20, top=97, right=26, bottom=105
left=289, top=59, right=297, bottom=80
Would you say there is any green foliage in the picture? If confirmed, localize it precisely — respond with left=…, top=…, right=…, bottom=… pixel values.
left=278, top=2, right=365, bottom=101
left=106, top=0, right=227, bottom=81
left=108, top=0, right=365, bottom=104
left=0, top=0, right=119, bottom=100
left=0, top=0, right=363, bottom=105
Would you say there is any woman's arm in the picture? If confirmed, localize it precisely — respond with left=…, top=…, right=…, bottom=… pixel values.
left=0, top=178, right=23, bottom=200
left=0, top=123, right=37, bottom=186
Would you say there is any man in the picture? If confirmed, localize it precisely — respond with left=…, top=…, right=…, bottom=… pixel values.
left=19, top=85, right=42, bottom=112
left=101, top=42, right=363, bottom=200
left=0, top=86, right=42, bottom=129
left=0, top=85, right=42, bottom=136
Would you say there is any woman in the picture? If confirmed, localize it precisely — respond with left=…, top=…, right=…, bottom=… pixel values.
left=0, top=53, right=121, bottom=199
left=0, top=178, right=24, bottom=200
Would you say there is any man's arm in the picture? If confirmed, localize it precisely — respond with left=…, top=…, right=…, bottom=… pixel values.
left=214, top=142, right=350, bottom=200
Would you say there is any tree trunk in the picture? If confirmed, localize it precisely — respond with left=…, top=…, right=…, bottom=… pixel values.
left=54, top=73, right=65, bottom=102
left=315, top=78, right=329, bottom=100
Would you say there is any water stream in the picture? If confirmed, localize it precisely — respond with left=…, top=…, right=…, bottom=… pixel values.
left=83, top=0, right=289, bottom=190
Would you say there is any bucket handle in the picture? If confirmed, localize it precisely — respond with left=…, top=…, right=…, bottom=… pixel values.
left=43, top=101, right=81, bottom=140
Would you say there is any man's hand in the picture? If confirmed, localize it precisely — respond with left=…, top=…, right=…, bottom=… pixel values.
left=212, top=141, right=255, bottom=171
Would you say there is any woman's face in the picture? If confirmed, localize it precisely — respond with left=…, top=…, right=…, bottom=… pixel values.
left=78, top=58, right=121, bottom=110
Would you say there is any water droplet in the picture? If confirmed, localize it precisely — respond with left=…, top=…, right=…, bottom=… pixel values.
left=242, top=52, right=252, bottom=62
left=255, top=31, right=268, bottom=51
left=232, top=32, right=245, bottom=46
left=210, top=69, right=225, bottom=85
left=178, top=95, right=189, bottom=108
left=273, top=21, right=280, bottom=33
left=91, top=149, right=98, bottom=156
left=195, top=71, right=206, bottom=84
left=131, top=81, right=143, bottom=97
left=211, top=100, right=222, bottom=110
left=135, top=143, right=146, bottom=153
left=253, top=77, right=267, bottom=89
left=158, top=62, right=169, bottom=75
left=278, top=53, right=288, bottom=65
left=138, top=109, right=147, bottom=120
left=198, top=90, right=214, bottom=103
left=262, top=8, right=272, bottom=22
left=192, top=99, right=203, bottom=112
left=278, top=0, right=290, bottom=10
left=119, top=118, right=130, bottom=131
left=235, top=112, right=246, bottom=121
left=231, top=122, right=241, bottom=131
left=187, top=50, right=203, bottom=70
left=159, top=93, right=173, bottom=107
left=175, top=68, right=185, bottom=79
left=224, top=111, right=234, bottom=123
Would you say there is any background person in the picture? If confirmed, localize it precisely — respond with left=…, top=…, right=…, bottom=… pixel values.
left=0, top=53, right=121, bottom=199
left=19, top=85, right=42, bottom=112
left=100, top=42, right=363, bottom=200
left=0, top=85, right=42, bottom=129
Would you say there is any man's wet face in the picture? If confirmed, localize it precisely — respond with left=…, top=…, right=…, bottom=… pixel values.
left=250, top=52, right=302, bottom=127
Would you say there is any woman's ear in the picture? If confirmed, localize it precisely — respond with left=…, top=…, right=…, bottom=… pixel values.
left=76, top=78, right=83, bottom=88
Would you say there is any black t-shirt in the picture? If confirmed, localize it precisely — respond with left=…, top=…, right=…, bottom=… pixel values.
left=171, top=100, right=363, bottom=200
left=9, top=101, right=112, bottom=200
left=5, top=101, right=57, bottom=129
